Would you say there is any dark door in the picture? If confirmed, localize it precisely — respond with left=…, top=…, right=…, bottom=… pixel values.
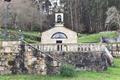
left=56, top=40, right=62, bottom=51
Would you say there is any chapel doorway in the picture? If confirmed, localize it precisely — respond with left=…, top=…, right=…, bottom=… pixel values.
left=56, top=40, right=62, bottom=51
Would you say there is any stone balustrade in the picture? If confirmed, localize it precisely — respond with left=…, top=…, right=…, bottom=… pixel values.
left=107, top=43, right=120, bottom=57
left=0, top=41, right=108, bottom=53
left=0, top=41, right=116, bottom=58
left=28, top=43, right=106, bottom=52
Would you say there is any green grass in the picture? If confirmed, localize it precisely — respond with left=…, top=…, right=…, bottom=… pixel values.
left=78, top=31, right=118, bottom=43
left=0, top=29, right=40, bottom=43
left=0, top=58, right=120, bottom=80
left=0, top=29, right=3, bottom=41
left=0, top=37, right=2, bottom=40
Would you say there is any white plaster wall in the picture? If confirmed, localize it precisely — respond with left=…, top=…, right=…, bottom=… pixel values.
left=41, top=26, right=77, bottom=44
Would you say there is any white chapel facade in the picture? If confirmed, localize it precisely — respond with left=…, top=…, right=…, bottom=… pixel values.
left=41, top=12, right=77, bottom=44
left=41, top=0, right=77, bottom=44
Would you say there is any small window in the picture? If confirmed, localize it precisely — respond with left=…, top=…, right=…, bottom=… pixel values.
left=51, top=32, right=67, bottom=39
left=57, top=15, right=62, bottom=23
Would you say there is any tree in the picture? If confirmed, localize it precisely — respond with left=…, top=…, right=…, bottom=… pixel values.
left=105, top=6, right=120, bottom=30
left=1, top=0, right=120, bottom=33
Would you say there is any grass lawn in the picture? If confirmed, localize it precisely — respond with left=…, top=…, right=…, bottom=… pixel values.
left=78, top=31, right=118, bottom=43
left=0, top=29, right=40, bottom=43
left=0, top=58, right=120, bottom=80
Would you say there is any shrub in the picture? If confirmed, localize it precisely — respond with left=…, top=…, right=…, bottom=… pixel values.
left=60, top=64, right=76, bottom=77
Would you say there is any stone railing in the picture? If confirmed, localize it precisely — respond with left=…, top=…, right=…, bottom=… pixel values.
left=0, top=41, right=118, bottom=58
left=107, top=43, right=120, bottom=57
left=29, top=43, right=106, bottom=52
left=0, top=41, right=109, bottom=53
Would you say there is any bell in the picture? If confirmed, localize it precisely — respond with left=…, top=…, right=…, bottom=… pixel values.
left=4, top=0, right=11, bottom=2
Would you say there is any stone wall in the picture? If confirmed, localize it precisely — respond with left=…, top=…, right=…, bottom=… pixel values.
left=0, top=50, right=112, bottom=75
left=0, top=41, right=20, bottom=75
left=45, top=51, right=112, bottom=74
left=0, top=53, right=13, bottom=74
left=0, top=41, right=113, bottom=75
left=0, top=42, right=47, bottom=75
left=23, top=49, right=47, bottom=75
left=62, top=52, right=111, bottom=71
left=1, top=41, right=20, bottom=53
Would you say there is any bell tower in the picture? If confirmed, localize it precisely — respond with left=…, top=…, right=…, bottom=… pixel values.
left=51, top=0, right=64, bottom=27
left=55, top=12, right=64, bottom=26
